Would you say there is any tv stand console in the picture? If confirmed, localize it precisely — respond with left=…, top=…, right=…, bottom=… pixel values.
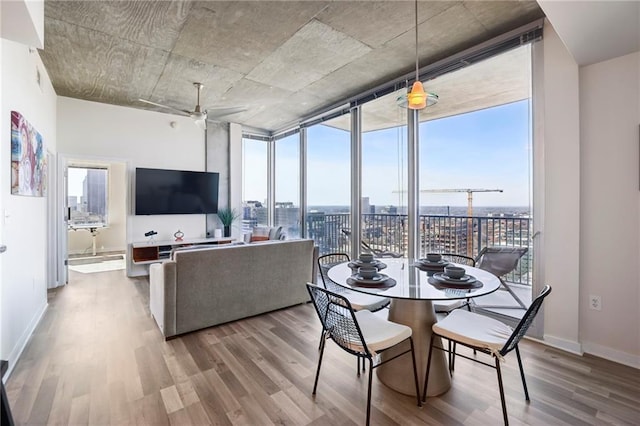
left=131, top=237, right=234, bottom=264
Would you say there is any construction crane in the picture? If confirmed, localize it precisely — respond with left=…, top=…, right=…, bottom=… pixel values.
left=392, top=188, right=503, bottom=256
left=392, top=188, right=503, bottom=217
left=417, top=189, right=503, bottom=217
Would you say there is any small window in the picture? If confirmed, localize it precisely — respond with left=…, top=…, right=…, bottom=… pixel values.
left=68, top=166, right=108, bottom=227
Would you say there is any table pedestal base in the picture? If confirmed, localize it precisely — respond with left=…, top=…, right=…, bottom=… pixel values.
left=377, top=299, right=451, bottom=397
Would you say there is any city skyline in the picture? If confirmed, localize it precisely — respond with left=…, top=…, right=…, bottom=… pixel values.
left=244, top=202, right=530, bottom=217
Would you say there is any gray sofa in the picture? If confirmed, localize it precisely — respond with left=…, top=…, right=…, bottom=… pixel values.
left=149, top=239, right=317, bottom=339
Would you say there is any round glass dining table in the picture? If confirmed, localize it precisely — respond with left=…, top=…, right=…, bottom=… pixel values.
left=327, top=258, right=501, bottom=397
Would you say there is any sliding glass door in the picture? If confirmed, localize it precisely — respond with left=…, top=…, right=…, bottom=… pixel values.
left=419, top=44, right=534, bottom=315
left=361, top=91, right=408, bottom=257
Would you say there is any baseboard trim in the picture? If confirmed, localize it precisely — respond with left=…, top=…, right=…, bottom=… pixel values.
left=3, top=301, right=48, bottom=382
left=526, top=335, right=639, bottom=370
left=541, top=334, right=584, bottom=355
left=582, top=342, right=640, bottom=369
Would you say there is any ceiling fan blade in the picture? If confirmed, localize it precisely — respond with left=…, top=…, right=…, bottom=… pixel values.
left=206, top=106, right=248, bottom=118
left=138, top=98, right=191, bottom=115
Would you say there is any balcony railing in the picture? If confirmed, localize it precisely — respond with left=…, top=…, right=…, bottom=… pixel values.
left=308, top=213, right=532, bottom=285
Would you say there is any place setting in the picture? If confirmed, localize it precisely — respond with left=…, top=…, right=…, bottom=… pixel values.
left=347, top=253, right=395, bottom=289
left=414, top=253, right=450, bottom=272
left=347, top=252, right=387, bottom=272
left=428, top=265, right=483, bottom=290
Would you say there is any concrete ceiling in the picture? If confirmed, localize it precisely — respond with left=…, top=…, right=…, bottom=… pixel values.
left=39, top=0, right=544, bottom=133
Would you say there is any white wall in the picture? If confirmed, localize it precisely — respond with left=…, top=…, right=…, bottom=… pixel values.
left=579, top=52, right=640, bottom=365
left=542, top=21, right=640, bottom=368
left=0, top=0, right=44, bottom=49
left=541, top=22, right=582, bottom=354
left=1, top=39, right=56, bottom=370
left=57, top=97, right=230, bottom=276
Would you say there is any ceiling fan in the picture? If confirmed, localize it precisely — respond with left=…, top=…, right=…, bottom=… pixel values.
left=139, top=82, right=246, bottom=130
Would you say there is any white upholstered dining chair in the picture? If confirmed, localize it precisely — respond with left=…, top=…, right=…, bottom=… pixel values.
left=423, top=285, right=552, bottom=425
left=306, top=282, right=421, bottom=426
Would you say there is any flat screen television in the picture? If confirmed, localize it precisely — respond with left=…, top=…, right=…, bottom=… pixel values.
left=135, top=167, right=219, bottom=215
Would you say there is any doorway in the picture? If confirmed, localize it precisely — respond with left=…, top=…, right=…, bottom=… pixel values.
left=64, top=159, right=127, bottom=278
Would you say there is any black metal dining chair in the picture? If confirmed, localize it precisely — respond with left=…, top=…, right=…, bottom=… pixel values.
left=306, top=283, right=421, bottom=426
left=317, top=253, right=391, bottom=374
left=423, top=285, right=552, bottom=425
left=317, top=253, right=390, bottom=313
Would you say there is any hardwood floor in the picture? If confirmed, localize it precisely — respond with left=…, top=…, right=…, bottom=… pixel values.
left=6, top=269, right=640, bottom=425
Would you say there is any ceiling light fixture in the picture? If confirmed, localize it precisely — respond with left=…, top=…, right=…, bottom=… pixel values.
left=398, top=0, right=438, bottom=110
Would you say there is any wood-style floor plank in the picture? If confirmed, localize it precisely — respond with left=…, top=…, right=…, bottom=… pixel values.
left=6, top=268, right=640, bottom=425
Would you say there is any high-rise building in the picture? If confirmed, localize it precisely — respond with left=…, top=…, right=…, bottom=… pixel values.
left=361, top=197, right=370, bottom=215
left=275, top=205, right=300, bottom=238
left=84, top=169, right=106, bottom=217
left=67, top=196, right=78, bottom=210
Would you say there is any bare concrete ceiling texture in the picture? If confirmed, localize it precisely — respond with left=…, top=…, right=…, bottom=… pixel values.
left=39, top=1, right=544, bottom=133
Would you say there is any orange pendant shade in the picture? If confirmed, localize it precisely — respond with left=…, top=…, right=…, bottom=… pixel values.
left=407, top=81, right=427, bottom=110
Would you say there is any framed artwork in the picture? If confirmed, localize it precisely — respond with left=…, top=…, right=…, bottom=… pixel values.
left=11, top=111, right=46, bottom=196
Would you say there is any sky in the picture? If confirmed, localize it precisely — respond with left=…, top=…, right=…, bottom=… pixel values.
left=243, top=99, right=531, bottom=208
left=68, top=167, right=87, bottom=197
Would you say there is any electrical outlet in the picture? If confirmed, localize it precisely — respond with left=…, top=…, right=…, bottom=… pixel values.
left=589, top=295, right=602, bottom=311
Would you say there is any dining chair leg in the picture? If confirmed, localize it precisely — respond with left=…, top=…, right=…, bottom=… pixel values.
left=365, top=357, right=374, bottom=426
left=312, top=338, right=326, bottom=395
left=495, top=356, right=509, bottom=425
left=515, top=345, right=530, bottom=401
left=421, top=334, right=436, bottom=403
left=448, top=340, right=453, bottom=375
left=409, top=337, right=422, bottom=407
left=452, top=341, right=457, bottom=372
left=357, top=356, right=360, bottom=377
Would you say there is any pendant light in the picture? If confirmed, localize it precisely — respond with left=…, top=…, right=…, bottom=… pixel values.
left=398, top=0, right=438, bottom=110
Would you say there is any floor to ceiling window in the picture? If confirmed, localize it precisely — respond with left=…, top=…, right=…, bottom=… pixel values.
left=242, top=137, right=269, bottom=230
left=238, top=28, right=539, bottom=324
left=306, top=115, right=351, bottom=255
left=274, top=133, right=300, bottom=239
left=418, top=44, right=533, bottom=315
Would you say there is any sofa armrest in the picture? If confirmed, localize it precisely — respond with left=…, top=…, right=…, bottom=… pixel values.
left=150, top=261, right=177, bottom=339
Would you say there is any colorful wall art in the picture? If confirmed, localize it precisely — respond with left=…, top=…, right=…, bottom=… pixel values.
left=11, top=111, right=46, bottom=196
